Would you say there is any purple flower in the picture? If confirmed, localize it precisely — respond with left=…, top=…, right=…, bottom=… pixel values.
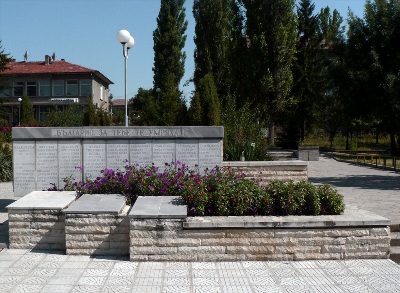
left=161, top=186, right=167, bottom=193
left=149, top=186, right=154, bottom=191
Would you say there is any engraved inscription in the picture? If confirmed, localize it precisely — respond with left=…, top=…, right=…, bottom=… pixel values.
left=59, top=141, right=82, bottom=186
left=36, top=141, right=58, bottom=191
left=199, top=140, right=222, bottom=171
left=13, top=141, right=36, bottom=196
left=176, top=140, right=199, bottom=171
left=51, top=128, right=185, bottom=138
left=107, top=140, right=129, bottom=170
left=152, top=141, right=176, bottom=169
left=130, top=140, right=152, bottom=167
left=83, top=140, right=106, bottom=180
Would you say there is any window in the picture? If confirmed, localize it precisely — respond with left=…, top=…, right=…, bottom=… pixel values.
left=100, top=86, right=103, bottom=100
left=66, top=80, right=78, bottom=96
left=80, top=79, right=91, bottom=96
left=53, top=80, right=64, bottom=96
left=39, top=80, right=50, bottom=96
left=13, top=82, right=23, bottom=97
left=0, top=82, right=11, bottom=97
left=26, top=81, right=37, bottom=97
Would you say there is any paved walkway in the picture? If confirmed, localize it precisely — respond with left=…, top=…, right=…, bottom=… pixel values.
left=308, top=155, right=400, bottom=225
left=0, top=249, right=400, bottom=292
left=1, top=156, right=400, bottom=292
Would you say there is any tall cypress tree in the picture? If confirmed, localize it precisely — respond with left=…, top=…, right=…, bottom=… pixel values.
left=290, top=0, right=324, bottom=142
left=241, top=0, right=297, bottom=145
left=153, top=0, right=188, bottom=125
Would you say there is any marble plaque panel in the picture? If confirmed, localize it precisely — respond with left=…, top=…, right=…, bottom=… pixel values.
left=107, top=140, right=129, bottom=171
left=36, top=141, right=59, bottom=191
left=199, top=139, right=222, bottom=172
left=13, top=141, right=36, bottom=197
left=59, top=141, right=82, bottom=187
left=83, top=140, right=106, bottom=180
left=176, top=140, right=199, bottom=171
left=152, top=140, right=176, bottom=169
left=129, top=140, right=152, bottom=167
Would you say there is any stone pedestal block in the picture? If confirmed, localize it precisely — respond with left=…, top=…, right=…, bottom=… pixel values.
left=64, top=194, right=130, bottom=256
left=6, top=191, right=76, bottom=250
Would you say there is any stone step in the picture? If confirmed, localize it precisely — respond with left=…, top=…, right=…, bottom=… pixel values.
left=391, top=232, right=400, bottom=246
left=390, top=246, right=400, bottom=264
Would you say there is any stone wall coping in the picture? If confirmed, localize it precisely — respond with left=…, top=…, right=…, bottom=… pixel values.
left=182, top=205, right=390, bottom=229
left=6, top=191, right=76, bottom=210
left=299, top=146, right=319, bottom=150
left=12, top=126, right=224, bottom=140
left=64, top=194, right=126, bottom=214
left=129, top=196, right=187, bottom=219
left=222, top=160, right=308, bottom=167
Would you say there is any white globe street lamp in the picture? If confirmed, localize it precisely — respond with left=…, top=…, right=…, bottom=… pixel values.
left=18, top=97, right=22, bottom=126
left=117, top=29, right=135, bottom=127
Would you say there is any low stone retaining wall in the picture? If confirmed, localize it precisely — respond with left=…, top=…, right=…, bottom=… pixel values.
left=223, top=161, right=308, bottom=185
left=7, top=191, right=76, bottom=250
left=7, top=193, right=391, bottom=262
left=129, top=200, right=391, bottom=261
left=64, top=194, right=130, bottom=256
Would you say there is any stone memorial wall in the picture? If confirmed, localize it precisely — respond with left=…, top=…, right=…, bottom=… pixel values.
left=12, top=126, right=224, bottom=197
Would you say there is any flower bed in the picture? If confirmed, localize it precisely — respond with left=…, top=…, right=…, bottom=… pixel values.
left=51, top=162, right=345, bottom=217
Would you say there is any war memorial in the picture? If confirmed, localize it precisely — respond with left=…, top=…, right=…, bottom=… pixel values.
left=3, top=126, right=390, bottom=262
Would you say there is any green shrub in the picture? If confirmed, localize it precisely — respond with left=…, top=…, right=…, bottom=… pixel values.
left=0, top=143, right=12, bottom=182
left=53, top=163, right=344, bottom=217
left=317, top=184, right=345, bottom=215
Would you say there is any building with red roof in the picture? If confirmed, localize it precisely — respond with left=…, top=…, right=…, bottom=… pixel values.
left=0, top=55, right=113, bottom=125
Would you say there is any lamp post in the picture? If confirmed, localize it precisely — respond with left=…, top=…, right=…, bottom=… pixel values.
left=117, top=29, right=135, bottom=127
left=18, top=98, right=22, bottom=126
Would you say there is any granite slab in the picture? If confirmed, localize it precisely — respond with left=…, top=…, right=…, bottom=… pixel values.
left=129, top=196, right=187, bottom=219
left=64, top=194, right=126, bottom=214
left=6, top=191, right=76, bottom=210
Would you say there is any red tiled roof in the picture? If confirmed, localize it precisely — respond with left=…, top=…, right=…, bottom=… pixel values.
left=112, top=99, right=126, bottom=106
left=2, top=60, right=113, bottom=84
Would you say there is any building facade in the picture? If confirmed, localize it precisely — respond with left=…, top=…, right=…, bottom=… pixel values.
left=0, top=55, right=113, bottom=125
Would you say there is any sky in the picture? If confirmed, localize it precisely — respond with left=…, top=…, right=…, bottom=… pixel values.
left=0, top=0, right=366, bottom=104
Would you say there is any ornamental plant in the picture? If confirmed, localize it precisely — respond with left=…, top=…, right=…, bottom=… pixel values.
left=51, top=162, right=345, bottom=216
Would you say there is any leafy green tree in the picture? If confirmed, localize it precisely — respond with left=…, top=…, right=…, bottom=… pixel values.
left=83, top=100, right=99, bottom=126
left=193, top=0, right=240, bottom=100
left=0, top=41, right=13, bottom=125
left=0, top=41, right=12, bottom=95
left=189, top=73, right=220, bottom=125
left=290, top=0, right=325, bottom=142
left=20, top=94, right=36, bottom=125
left=153, top=0, right=188, bottom=124
left=346, top=0, right=400, bottom=154
left=130, top=88, right=160, bottom=125
left=240, top=0, right=297, bottom=145
left=317, top=7, right=347, bottom=148
left=43, top=105, right=83, bottom=127
left=188, top=92, right=202, bottom=125
left=159, top=71, right=187, bottom=125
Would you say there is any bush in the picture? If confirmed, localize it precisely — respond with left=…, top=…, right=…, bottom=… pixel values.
left=0, top=142, right=12, bottom=182
left=317, top=184, right=345, bottom=215
left=52, top=163, right=344, bottom=216
left=0, top=126, right=11, bottom=144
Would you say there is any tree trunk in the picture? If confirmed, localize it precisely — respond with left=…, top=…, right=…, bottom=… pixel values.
left=390, top=132, right=397, bottom=155
left=346, top=128, right=349, bottom=150
left=269, top=119, right=275, bottom=146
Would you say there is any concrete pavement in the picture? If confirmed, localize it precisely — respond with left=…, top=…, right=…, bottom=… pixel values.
left=1, top=155, right=400, bottom=292
left=308, top=155, right=400, bottom=225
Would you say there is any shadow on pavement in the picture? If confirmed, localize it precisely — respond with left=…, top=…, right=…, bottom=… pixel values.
left=309, top=175, right=400, bottom=190
left=0, top=199, right=15, bottom=213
